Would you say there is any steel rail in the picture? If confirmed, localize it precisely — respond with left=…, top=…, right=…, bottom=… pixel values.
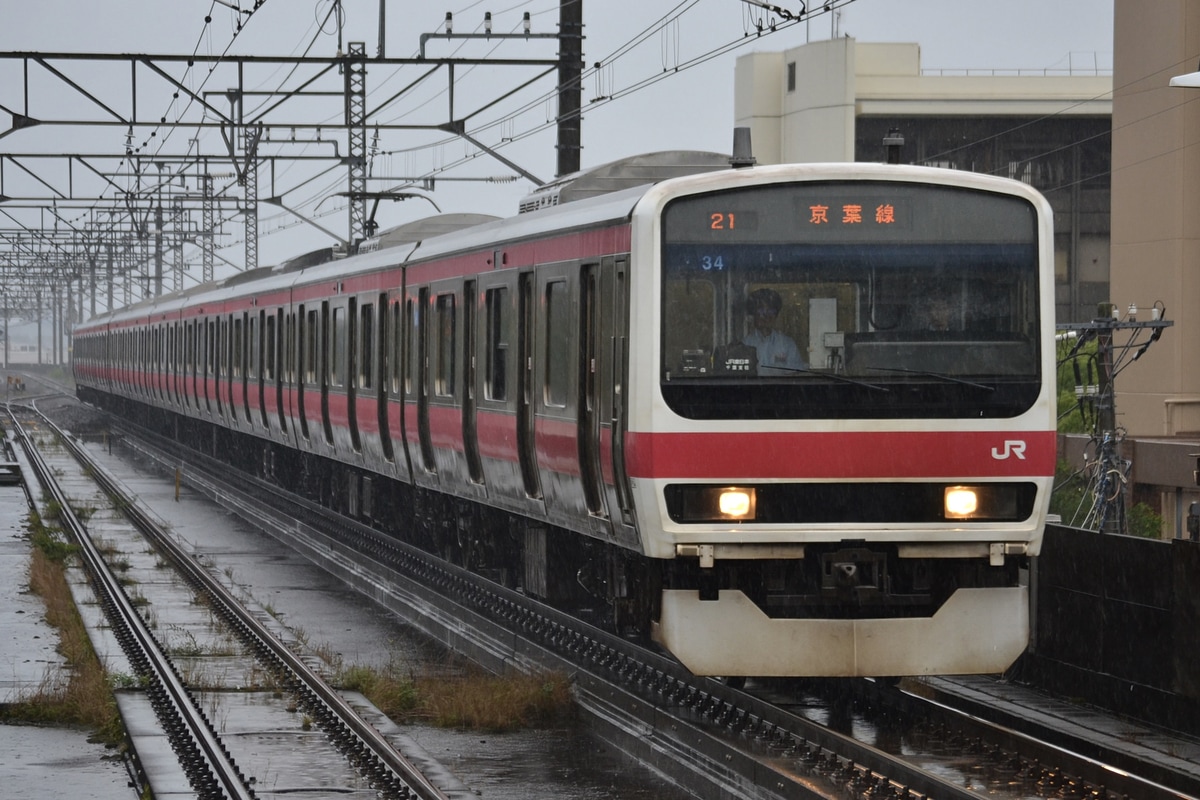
left=6, top=405, right=257, bottom=800
left=35, top=407, right=450, bottom=800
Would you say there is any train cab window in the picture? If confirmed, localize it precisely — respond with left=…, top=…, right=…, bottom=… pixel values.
left=359, top=302, right=374, bottom=390
left=485, top=287, right=508, bottom=402
left=659, top=180, right=1042, bottom=420
left=545, top=280, right=569, bottom=408
left=434, top=293, right=456, bottom=397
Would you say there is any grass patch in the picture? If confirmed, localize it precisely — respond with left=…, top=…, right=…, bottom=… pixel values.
left=338, top=660, right=574, bottom=733
left=1, top=535, right=124, bottom=745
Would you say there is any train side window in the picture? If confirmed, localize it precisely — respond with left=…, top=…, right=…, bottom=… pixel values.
left=406, top=297, right=417, bottom=396
left=435, top=293, right=456, bottom=397
left=390, top=302, right=402, bottom=395
left=305, top=309, right=319, bottom=385
left=249, top=314, right=259, bottom=380
left=485, top=287, right=508, bottom=401
left=219, top=319, right=228, bottom=379
left=233, top=316, right=243, bottom=379
left=284, top=313, right=294, bottom=383
left=359, top=302, right=374, bottom=390
left=545, top=280, right=569, bottom=408
left=330, top=305, right=345, bottom=388
left=265, top=314, right=276, bottom=381
left=207, top=319, right=216, bottom=377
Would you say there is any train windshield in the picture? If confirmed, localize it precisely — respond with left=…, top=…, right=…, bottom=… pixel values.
left=659, top=180, right=1042, bottom=419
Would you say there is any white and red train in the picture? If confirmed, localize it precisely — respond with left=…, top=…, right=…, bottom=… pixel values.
left=73, top=154, right=1056, bottom=677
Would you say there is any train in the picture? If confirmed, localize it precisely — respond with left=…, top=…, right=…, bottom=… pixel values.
left=72, top=148, right=1056, bottom=678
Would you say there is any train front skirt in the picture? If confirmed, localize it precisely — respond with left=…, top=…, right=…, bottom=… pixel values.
left=652, top=586, right=1029, bottom=677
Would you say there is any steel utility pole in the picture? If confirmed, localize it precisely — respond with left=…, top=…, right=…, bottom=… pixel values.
left=1058, top=305, right=1173, bottom=534
left=556, top=0, right=583, bottom=177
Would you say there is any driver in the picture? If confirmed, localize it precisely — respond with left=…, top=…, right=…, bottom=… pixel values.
left=743, top=288, right=805, bottom=375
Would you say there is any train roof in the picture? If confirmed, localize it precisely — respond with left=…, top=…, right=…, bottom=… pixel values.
left=81, top=180, right=663, bottom=330
left=78, top=150, right=745, bottom=330
left=85, top=159, right=1048, bottom=331
left=357, top=213, right=501, bottom=254
left=517, top=150, right=732, bottom=213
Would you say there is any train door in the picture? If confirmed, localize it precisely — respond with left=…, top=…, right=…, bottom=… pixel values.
left=188, top=321, right=198, bottom=411
left=372, top=293, right=394, bottom=462
left=170, top=323, right=180, bottom=408
left=205, top=317, right=215, bottom=415
left=396, top=293, right=418, bottom=484
left=181, top=322, right=189, bottom=410
left=416, top=286, right=436, bottom=474
left=463, top=279, right=484, bottom=485
left=297, top=305, right=311, bottom=440
left=275, top=309, right=289, bottom=435
left=224, top=316, right=235, bottom=423
left=579, top=263, right=607, bottom=520
left=517, top=271, right=541, bottom=499
left=602, top=256, right=638, bottom=543
left=239, top=312, right=251, bottom=424
left=320, top=301, right=335, bottom=447
left=345, top=297, right=362, bottom=453
left=217, top=317, right=229, bottom=420
left=257, top=310, right=269, bottom=428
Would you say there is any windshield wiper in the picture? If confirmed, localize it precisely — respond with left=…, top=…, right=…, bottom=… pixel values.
left=772, top=366, right=891, bottom=392
left=865, top=366, right=995, bottom=391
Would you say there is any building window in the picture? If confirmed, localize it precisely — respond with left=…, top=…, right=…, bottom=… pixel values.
left=787, top=61, right=796, bottom=92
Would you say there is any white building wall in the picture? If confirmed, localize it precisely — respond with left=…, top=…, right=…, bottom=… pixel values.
left=736, top=37, right=1111, bottom=166
left=733, top=50, right=784, bottom=164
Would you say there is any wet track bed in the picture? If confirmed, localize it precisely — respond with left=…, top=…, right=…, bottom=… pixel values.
left=7, top=388, right=694, bottom=799
left=13, top=381, right=1200, bottom=800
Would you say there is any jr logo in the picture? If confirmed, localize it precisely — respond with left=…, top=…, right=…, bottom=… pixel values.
left=991, top=440, right=1027, bottom=460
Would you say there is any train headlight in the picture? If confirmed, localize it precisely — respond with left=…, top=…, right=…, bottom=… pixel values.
left=943, top=485, right=1022, bottom=520
left=718, top=488, right=754, bottom=518
left=944, top=486, right=980, bottom=518
left=668, top=486, right=757, bottom=522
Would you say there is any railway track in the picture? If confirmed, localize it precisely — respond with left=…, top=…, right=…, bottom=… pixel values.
left=13, top=376, right=1198, bottom=800
left=5, top=399, right=452, bottom=800
left=95, top=406, right=1200, bottom=800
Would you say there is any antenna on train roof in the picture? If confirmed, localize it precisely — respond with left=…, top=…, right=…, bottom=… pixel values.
left=730, top=127, right=757, bottom=169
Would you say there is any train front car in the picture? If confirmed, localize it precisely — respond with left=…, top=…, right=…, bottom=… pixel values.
left=629, top=163, right=1055, bottom=678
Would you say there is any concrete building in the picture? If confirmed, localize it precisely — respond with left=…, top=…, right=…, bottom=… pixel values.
left=734, top=37, right=1112, bottom=325
left=1113, top=1, right=1200, bottom=439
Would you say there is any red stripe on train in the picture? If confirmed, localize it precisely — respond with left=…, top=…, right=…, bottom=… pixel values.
left=623, top=430, right=1056, bottom=480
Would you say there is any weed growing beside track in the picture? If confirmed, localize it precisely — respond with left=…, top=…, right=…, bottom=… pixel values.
left=338, top=659, right=575, bottom=733
left=0, top=509, right=124, bottom=746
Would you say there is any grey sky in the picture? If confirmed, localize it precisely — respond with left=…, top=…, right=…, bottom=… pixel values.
left=0, top=0, right=1113, bottom=266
